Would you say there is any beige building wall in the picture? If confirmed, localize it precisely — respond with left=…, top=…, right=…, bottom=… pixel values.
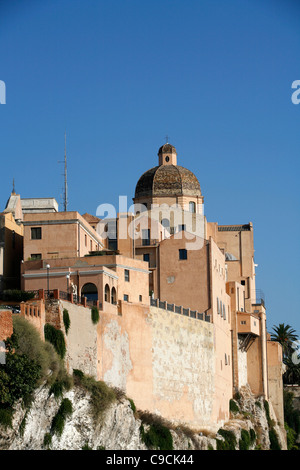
left=207, top=222, right=256, bottom=310
left=23, top=211, right=103, bottom=261
left=267, top=340, right=285, bottom=427
left=22, top=254, right=150, bottom=308
left=157, top=234, right=210, bottom=312
left=208, top=237, right=233, bottom=423
left=0, top=211, right=23, bottom=290
left=96, top=301, right=221, bottom=430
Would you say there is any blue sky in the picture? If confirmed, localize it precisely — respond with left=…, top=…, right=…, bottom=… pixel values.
left=1, top=0, right=299, bottom=335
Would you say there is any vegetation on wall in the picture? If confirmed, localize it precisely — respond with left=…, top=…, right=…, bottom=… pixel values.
left=44, top=324, right=66, bottom=359
left=91, top=306, right=99, bottom=325
left=63, top=308, right=70, bottom=335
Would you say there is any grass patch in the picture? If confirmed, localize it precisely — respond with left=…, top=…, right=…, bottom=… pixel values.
left=239, top=429, right=251, bottom=450
left=19, top=410, right=28, bottom=437
left=269, top=428, right=281, bottom=450
left=216, top=429, right=237, bottom=450
left=129, top=398, right=136, bottom=413
left=140, top=422, right=173, bottom=450
left=50, top=398, right=73, bottom=437
left=0, top=407, right=13, bottom=429
left=229, top=399, right=239, bottom=414
left=73, top=370, right=116, bottom=423
left=138, top=411, right=173, bottom=450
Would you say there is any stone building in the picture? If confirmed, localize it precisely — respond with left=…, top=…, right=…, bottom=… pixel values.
left=0, top=191, right=24, bottom=291
left=18, top=141, right=285, bottom=434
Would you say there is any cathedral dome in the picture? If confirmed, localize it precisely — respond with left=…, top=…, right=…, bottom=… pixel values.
left=134, top=164, right=202, bottom=199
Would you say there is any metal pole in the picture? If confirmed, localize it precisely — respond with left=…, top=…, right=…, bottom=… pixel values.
left=46, top=264, right=50, bottom=298
left=66, top=274, right=70, bottom=300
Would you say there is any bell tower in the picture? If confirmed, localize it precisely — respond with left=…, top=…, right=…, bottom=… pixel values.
left=158, top=143, right=177, bottom=166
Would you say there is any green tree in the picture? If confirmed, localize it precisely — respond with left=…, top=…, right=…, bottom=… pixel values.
left=271, top=324, right=298, bottom=360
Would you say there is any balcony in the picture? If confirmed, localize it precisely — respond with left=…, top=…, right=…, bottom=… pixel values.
left=237, top=311, right=260, bottom=336
left=252, top=289, right=265, bottom=307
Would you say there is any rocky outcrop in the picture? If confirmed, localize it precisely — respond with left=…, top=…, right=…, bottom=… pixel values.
left=0, top=383, right=287, bottom=450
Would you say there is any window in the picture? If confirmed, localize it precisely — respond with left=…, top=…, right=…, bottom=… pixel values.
left=85, top=234, right=87, bottom=246
left=31, top=227, right=42, bottom=240
left=178, top=224, right=186, bottom=232
left=143, top=253, right=150, bottom=263
left=124, top=269, right=130, bottom=282
left=220, top=300, right=223, bottom=317
left=111, top=287, right=117, bottom=304
left=142, top=229, right=150, bottom=246
left=217, top=297, right=220, bottom=314
left=241, top=280, right=246, bottom=286
left=139, top=295, right=142, bottom=302
left=165, top=156, right=169, bottom=162
left=223, top=304, right=226, bottom=319
left=241, top=321, right=246, bottom=325
left=123, top=294, right=129, bottom=302
left=179, top=249, right=187, bottom=260
left=189, top=201, right=196, bottom=213
left=105, top=284, right=110, bottom=302
left=31, top=253, right=42, bottom=260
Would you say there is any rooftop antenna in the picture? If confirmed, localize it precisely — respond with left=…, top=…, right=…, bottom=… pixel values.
left=12, top=178, right=15, bottom=194
left=165, top=135, right=169, bottom=143
left=58, top=131, right=68, bottom=211
left=64, top=131, right=68, bottom=211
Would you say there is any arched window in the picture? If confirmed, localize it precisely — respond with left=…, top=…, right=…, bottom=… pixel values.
left=111, top=287, right=117, bottom=304
left=161, top=218, right=170, bottom=232
left=189, top=201, right=196, bottom=213
left=81, top=283, right=98, bottom=301
left=104, top=284, right=110, bottom=302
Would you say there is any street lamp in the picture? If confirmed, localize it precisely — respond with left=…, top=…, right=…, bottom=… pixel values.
left=66, top=274, right=70, bottom=299
left=46, top=264, right=50, bottom=298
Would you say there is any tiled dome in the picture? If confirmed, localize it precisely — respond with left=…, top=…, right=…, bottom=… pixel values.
left=134, top=164, right=202, bottom=198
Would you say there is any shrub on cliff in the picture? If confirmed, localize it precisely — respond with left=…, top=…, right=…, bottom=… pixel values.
left=50, top=398, right=73, bottom=437
left=73, top=370, right=116, bottom=423
left=0, top=317, right=71, bottom=428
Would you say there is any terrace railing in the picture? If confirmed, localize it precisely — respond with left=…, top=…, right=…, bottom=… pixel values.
left=150, top=297, right=210, bottom=323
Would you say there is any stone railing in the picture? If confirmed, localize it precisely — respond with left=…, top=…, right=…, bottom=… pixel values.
left=150, top=298, right=211, bottom=323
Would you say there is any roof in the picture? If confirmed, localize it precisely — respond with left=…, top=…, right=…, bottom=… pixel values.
left=134, top=164, right=202, bottom=199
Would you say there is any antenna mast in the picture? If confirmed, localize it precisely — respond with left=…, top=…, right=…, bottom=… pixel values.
left=64, top=131, right=68, bottom=212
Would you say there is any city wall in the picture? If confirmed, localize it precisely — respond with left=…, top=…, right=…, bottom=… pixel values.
left=59, top=299, right=219, bottom=430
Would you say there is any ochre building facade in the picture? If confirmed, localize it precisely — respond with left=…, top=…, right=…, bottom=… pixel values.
left=1, top=142, right=285, bottom=434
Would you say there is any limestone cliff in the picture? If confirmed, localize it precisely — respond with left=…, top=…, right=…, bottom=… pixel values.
left=0, top=383, right=286, bottom=450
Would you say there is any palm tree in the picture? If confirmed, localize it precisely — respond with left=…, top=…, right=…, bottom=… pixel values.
left=271, top=323, right=298, bottom=360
